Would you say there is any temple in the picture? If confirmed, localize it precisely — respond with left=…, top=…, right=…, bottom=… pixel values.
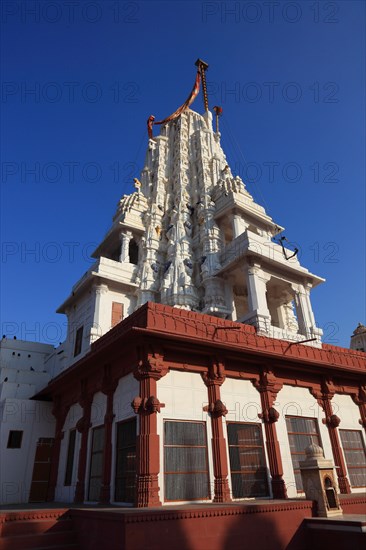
left=48, top=67, right=323, bottom=379
left=0, top=61, right=365, bottom=550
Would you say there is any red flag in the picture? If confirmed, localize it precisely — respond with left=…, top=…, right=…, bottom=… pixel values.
left=147, top=70, right=201, bottom=137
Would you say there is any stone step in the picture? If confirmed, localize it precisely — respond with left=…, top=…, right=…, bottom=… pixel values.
left=0, top=530, right=78, bottom=550
left=2, top=517, right=74, bottom=536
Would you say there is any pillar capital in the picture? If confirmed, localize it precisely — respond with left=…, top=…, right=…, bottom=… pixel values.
left=119, top=229, right=133, bottom=241
left=134, top=353, right=168, bottom=381
left=351, top=385, right=366, bottom=406
left=201, top=358, right=226, bottom=387
left=309, top=378, right=336, bottom=408
left=100, top=364, right=118, bottom=396
left=78, top=392, right=93, bottom=410
left=94, top=283, right=109, bottom=296
left=78, top=378, right=94, bottom=409
left=51, top=398, right=70, bottom=426
left=247, top=262, right=262, bottom=277
left=253, top=370, right=283, bottom=405
left=351, top=386, right=366, bottom=432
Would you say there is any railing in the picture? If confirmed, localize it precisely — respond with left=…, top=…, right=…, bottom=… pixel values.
left=219, top=231, right=300, bottom=271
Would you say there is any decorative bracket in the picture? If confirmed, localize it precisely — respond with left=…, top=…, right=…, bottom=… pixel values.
left=322, top=414, right=341, bottom=428
left=203, top=399, right=228, bottom=418
left=131, top=396, right=165, bottom=415
left=258, top=406, right=280, bottom=424
left=76, top=415, right=92, bottom=434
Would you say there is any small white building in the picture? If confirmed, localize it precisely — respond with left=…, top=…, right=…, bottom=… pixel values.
left=0, top=338, right=55, bottom=504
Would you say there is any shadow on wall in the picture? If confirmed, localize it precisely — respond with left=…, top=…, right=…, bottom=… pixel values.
left=70, top=501, right=315, bottom=550
left=222, top=506, right=311, bottom=550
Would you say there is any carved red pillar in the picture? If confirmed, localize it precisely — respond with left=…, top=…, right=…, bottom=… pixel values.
left=311, top=380, right=351, bottom=494
left=99, top=369, right=118, bottom=504
left=254, top=370, right=287, bottom=499
left=132, top=352, right=167, bottom=507
left=352, top=385, right=366, bottom=433
left=47, top=397, right=69, bottom=501
left=74, top=394, right=92, bottom=503
left=202, top=360, right=231, bottom=502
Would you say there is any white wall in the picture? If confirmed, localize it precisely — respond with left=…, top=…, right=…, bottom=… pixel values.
left=97, top=288, right=135, bottom=334
left=64, top=290, right=94, bottom=363
left=113, top=373, right=138, bottom=425
left=0, top=340, right=53, bottom=371
left=0, top=339, right=53, bottom=398
left=0, top=398, right=54, bottom=505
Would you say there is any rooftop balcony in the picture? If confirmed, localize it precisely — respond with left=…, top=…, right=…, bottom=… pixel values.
left=71, top=257, right=139, bottom=295
left=217, top=230, right=323, bottom=286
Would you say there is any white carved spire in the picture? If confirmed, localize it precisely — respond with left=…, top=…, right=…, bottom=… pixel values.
left=58, top=65, right=325, bottom=358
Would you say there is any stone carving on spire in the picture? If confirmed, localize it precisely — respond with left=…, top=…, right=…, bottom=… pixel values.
left=54, top=63, right=326, bottom=371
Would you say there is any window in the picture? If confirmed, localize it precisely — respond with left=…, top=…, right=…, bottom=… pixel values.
left=164, top=421, right=210, bottom=501
left=74, top=326, right=83, bottom=357
left=339, top=430, right=366, bottom=487
left=110, top=245, right=121, bottom=262
left=88, top=426, right=105, bottom=501
left=7, top=430, right=23, bottom=449
left=64, top=429, right=76, bottom=486
left=286, top=416, right=322, bottom=491
left=227, top=423, right=269, bottom=498
left=111, top=302, right=124, bottom=328
left=128, top=240, right=139, bottom=265
left=115, top=418, right=136, bottom=503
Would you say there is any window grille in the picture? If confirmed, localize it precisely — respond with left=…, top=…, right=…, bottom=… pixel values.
left=115, top=418, right=136, bottom=502
left=164, top=421, right=210, bottom=501
left=64, top=429, right=76, bottom=486
left=227, top=423, right=269, bottom=498
left=285, top=416, right=322, bottom=491
left=74, top=326, right=83, bottom=357
left=88, top=426, right=105, bottom=501
left=339, top=430, right=366, bottom=487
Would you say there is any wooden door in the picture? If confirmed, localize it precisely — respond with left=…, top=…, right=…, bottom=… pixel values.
left=29, top=437, right=54, bottom=502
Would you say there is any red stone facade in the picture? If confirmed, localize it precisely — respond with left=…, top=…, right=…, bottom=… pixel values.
left=37, top=302, right=366, bottom=508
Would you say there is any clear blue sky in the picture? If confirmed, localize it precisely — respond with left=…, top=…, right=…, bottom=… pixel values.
left=1, top=0, right=365, bottom=348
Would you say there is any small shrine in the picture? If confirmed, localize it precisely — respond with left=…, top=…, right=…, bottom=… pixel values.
left=299, top=444, right=343, bottom=518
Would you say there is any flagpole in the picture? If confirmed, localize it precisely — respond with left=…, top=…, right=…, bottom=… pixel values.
left=195, top=59, right=209, bottom=112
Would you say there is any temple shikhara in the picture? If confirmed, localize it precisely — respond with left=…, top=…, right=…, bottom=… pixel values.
left=1, top=61, right=365, bottom=550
